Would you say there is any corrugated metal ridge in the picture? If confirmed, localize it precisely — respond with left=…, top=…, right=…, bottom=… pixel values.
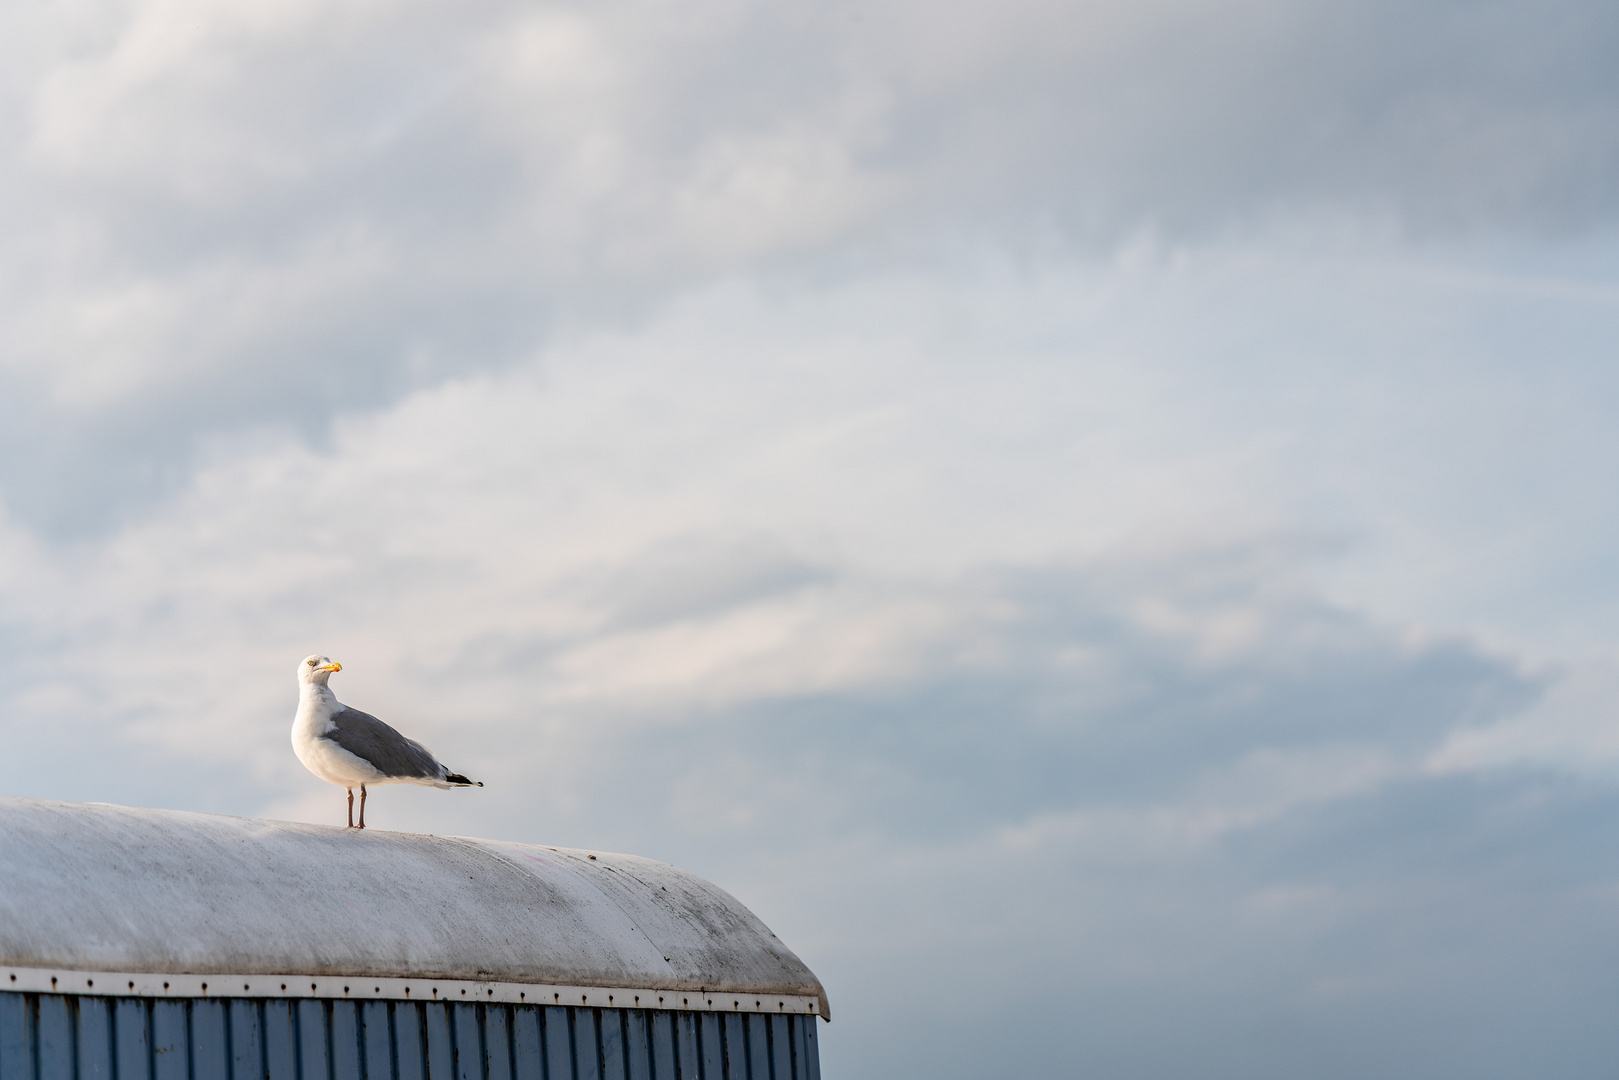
left=2, top=965, right=822, bottom=1017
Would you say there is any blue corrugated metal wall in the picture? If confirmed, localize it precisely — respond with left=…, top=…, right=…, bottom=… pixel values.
left=0, top=993, right=820, bottom=1080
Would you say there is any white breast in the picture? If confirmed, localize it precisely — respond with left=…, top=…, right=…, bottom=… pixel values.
left=292, top=689, right=386, bottom=787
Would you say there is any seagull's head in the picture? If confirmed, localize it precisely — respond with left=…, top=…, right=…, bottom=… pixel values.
left=298, top=654, right=342, bottom=687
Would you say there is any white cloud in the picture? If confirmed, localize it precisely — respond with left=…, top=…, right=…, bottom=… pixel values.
left=1428, top=653, right=1619, bottom=777
left=3, top=0, right=1617, bottom=458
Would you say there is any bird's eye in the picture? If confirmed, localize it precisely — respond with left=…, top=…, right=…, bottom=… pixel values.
left=307, top=659, right=317, bottom=666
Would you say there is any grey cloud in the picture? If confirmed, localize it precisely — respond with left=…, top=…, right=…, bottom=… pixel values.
left=5, top=0, right=1619, bottom=533
left=917, top=0, right=1619, bottom=238
left=542, top=553, right=1540, bottom=848
left=582, top=536, right=836, bottom=631
left=24, top=0, right=1619, bottom=256
left=869, top=776, right=1619, bottom=1080
left=441, top=552, right=1588, bottom=1078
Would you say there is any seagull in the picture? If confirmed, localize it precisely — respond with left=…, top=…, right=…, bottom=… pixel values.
left=292, top=655, right=482, bottom=829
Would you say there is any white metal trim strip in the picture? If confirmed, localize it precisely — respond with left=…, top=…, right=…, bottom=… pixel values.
left=1, top=965, right=821, bottom=1017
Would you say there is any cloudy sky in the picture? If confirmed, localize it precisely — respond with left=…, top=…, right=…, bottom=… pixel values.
left=4, top=0, right=1619, bottom=1075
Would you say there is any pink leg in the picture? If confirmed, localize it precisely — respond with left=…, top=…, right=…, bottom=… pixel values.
left=358, top=784, right=367, bottom=830
left=346, top=788, right=354, bottom=828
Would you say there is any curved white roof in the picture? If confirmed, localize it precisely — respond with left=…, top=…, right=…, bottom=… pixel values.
left=0, top=797, right=828, bottom=1019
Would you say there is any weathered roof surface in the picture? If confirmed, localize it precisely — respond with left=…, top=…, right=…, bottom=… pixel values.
left=0, top=797, right=827, bottom=1018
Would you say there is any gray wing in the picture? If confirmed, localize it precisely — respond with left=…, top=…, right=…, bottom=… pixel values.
left=322, top=706, right=443, bottom=781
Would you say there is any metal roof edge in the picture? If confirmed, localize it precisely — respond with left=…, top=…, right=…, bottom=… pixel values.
left=0, top=965, right=825, bottom=1019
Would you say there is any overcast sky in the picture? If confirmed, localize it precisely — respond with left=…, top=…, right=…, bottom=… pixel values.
left=4, top=1, right=1619, bottom=1076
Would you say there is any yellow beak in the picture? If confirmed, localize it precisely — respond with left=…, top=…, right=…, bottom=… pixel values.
left=321, top=661, right=342, bottom=672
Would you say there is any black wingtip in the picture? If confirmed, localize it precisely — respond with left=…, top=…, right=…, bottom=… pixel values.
left=445, top=773, right=483, bottom=787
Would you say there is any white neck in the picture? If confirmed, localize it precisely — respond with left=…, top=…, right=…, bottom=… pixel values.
left=302, top=678, right=337, bottom=701
left=294, top=679, right=339, bottom=732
